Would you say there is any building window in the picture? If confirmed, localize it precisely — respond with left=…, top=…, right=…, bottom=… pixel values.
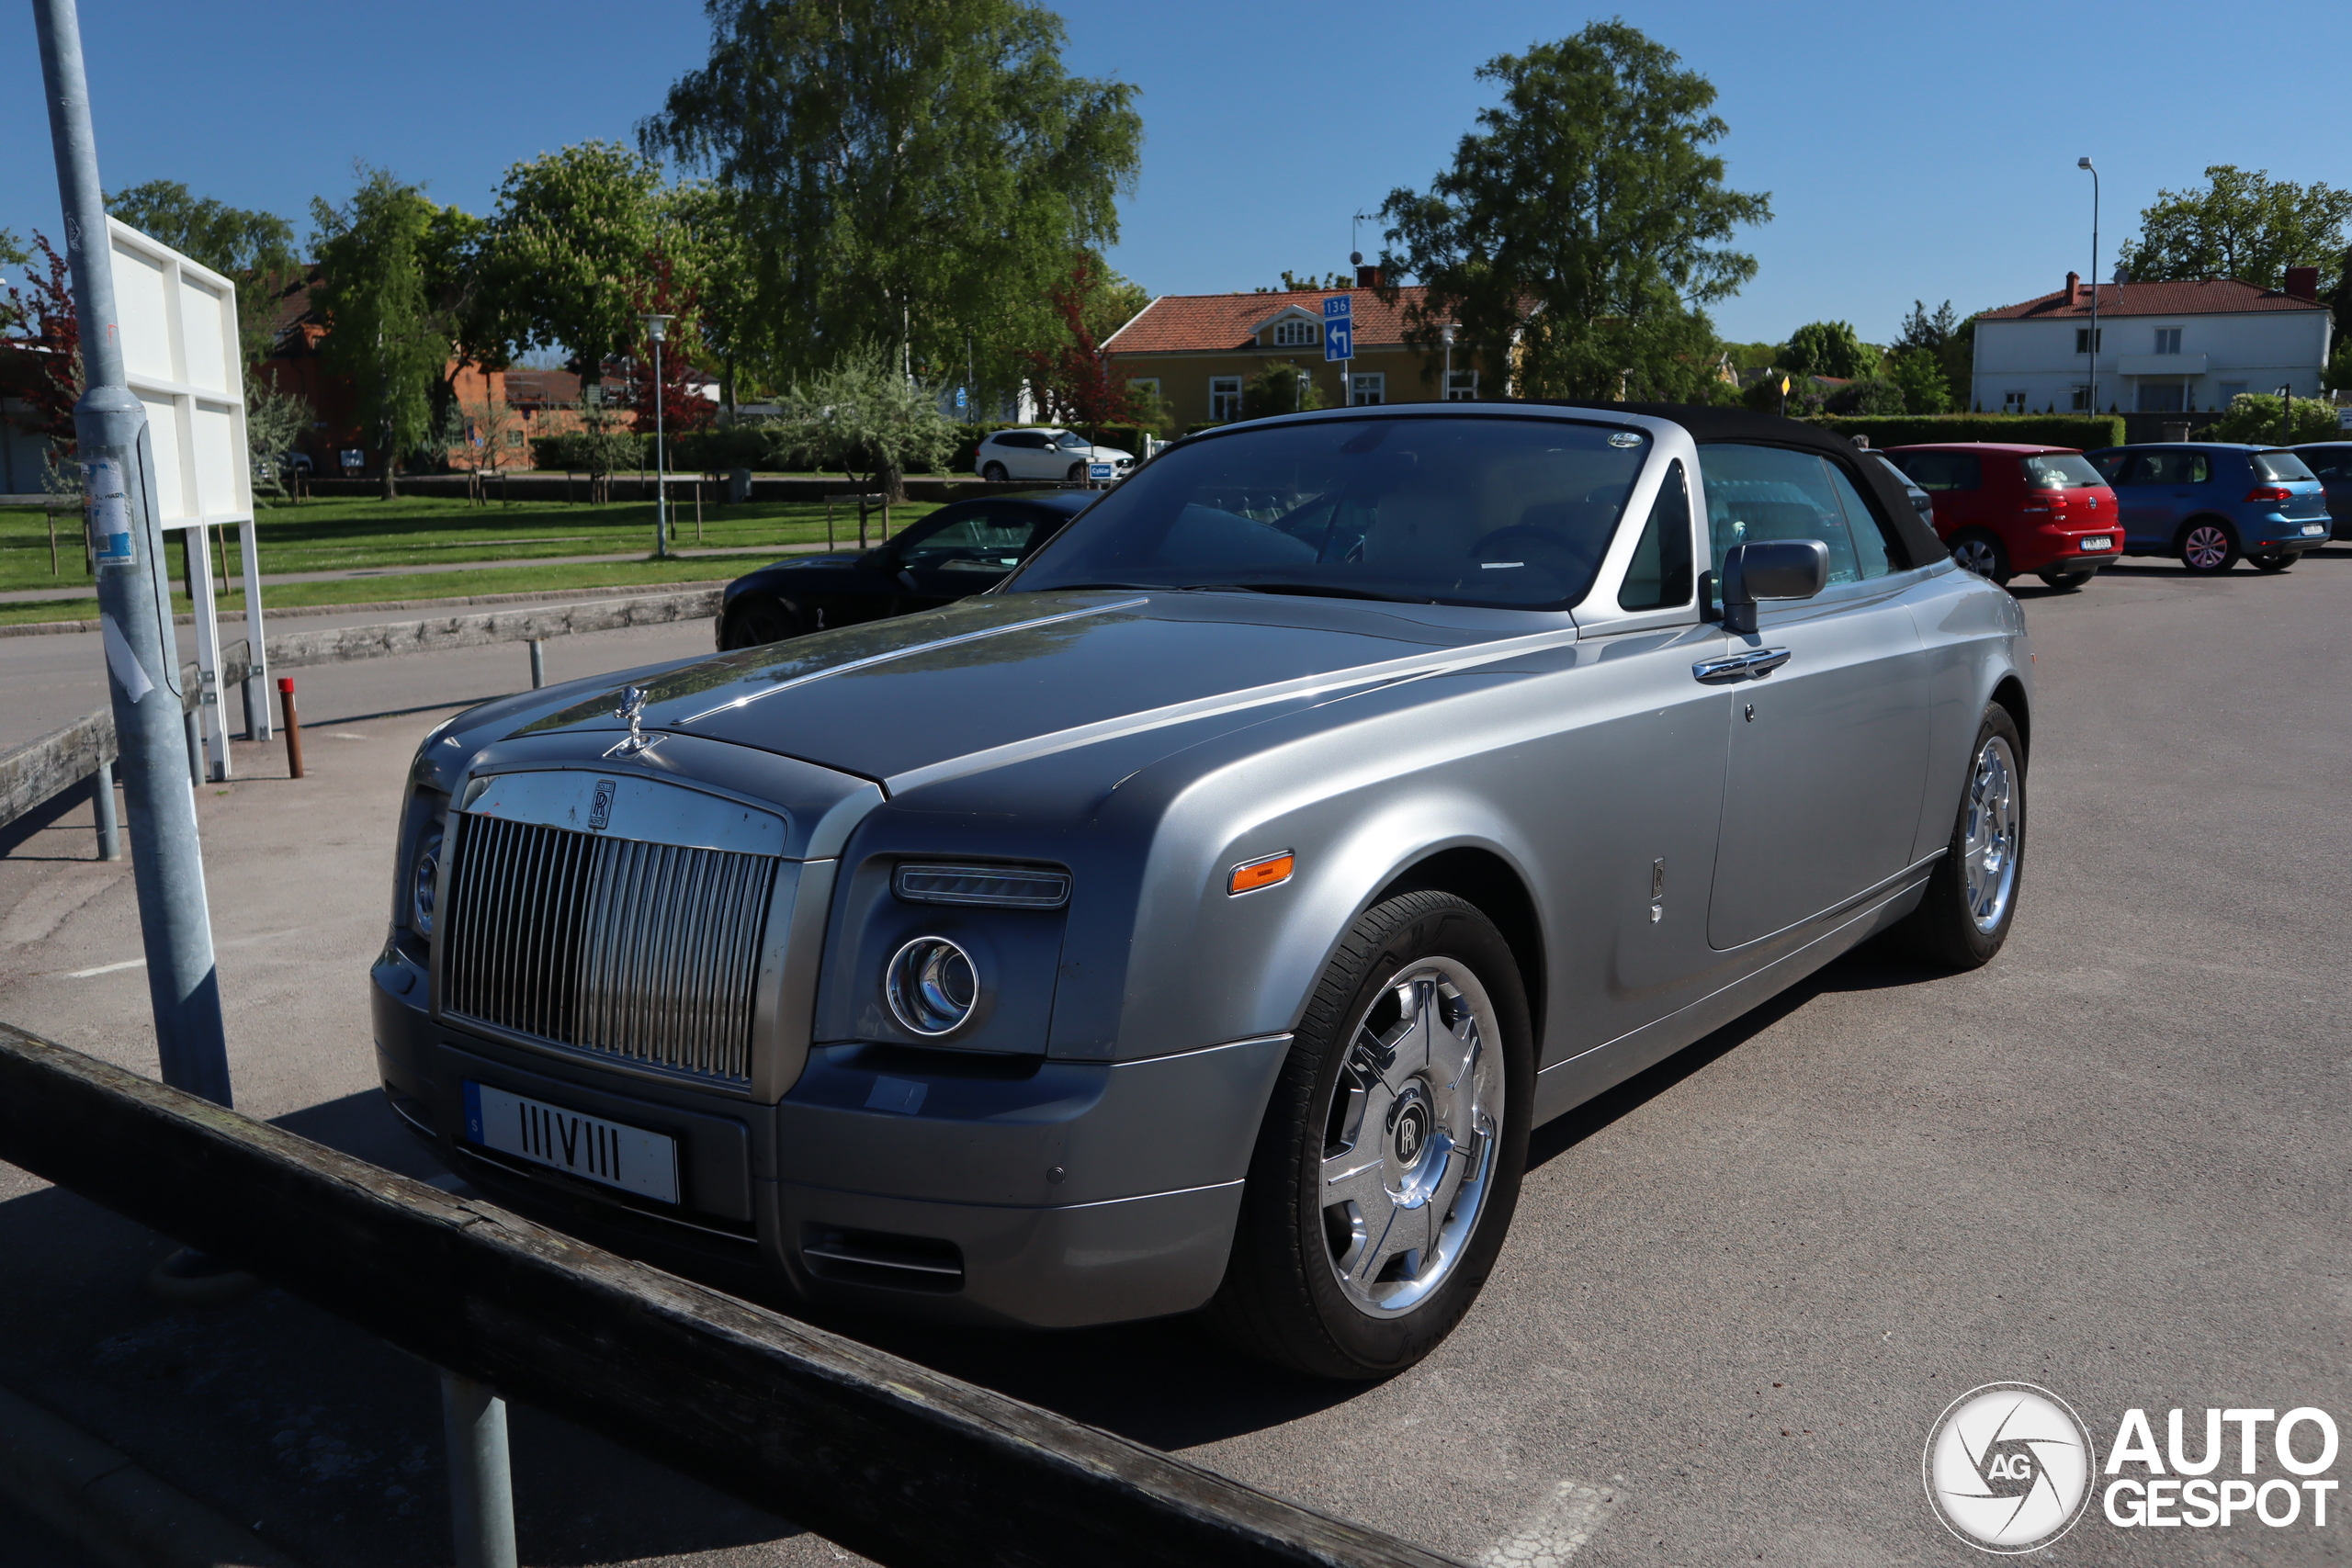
left=1209, top=377, right=1243, bottom=422
left=1445, top=369, right=1478, bottom=400
left=505, top=429, right=525, bottom=446
left=2068, top=385, right=2090, bottom=411
left=1272, top=319, right=1319, bottom=347
left=2074, top=328, right=2102, bottom=354
left=2154, top=326, right=2182, bottom=355
left=1351, top=372, right=1385, bottom=407
left=2001, top=389, right=2028, bottom=413
left=2136, top=382, right=2186, bottom=413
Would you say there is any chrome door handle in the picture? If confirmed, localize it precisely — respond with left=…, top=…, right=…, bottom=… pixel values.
left=1692, top=647, right=1791, bottom=683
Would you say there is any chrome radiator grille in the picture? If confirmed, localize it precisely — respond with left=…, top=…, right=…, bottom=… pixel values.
left=439, top=813, right=777, bottom=1082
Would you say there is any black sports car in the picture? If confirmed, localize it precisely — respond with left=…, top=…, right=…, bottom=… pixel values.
left=716, top=491, right=1093, bottom=649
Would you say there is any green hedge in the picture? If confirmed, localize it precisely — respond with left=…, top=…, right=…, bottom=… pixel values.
left=1809, top=414, right=2126, bottom=450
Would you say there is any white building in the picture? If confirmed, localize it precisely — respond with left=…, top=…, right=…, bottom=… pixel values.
left=1972, top=270, right=2334, bottom=415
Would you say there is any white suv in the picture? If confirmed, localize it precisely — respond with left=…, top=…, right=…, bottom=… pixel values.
left=973, top=427, right=1134, bottom=483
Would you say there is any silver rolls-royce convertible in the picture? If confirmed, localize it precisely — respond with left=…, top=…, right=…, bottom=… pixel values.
left=373, top=402, right=2030, bottom=1378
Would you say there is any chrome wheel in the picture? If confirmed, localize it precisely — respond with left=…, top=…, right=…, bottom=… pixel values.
left=1951, top=536, right=2004, bottom=581
left=1317, top=957, right=1502, bottom=1317
left=1961, top=735, right=2020, bottom=934
left=2181, top=524, right=2233, bottom=571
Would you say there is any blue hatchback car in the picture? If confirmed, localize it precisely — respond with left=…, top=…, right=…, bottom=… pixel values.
left=2085, top=444, right=2330, bottom=574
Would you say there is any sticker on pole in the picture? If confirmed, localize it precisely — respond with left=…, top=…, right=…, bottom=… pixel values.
left=85, top=458, right=134, bottom=564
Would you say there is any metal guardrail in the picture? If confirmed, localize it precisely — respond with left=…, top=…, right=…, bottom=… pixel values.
left=0, top=1020, right=1458, bottom=1568
left=0, top=590, right=720, bottom=850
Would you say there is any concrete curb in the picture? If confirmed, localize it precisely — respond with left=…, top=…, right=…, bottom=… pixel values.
left=0, top=579, right=736, bottom=638
left=0, top=1382, right=308, bottom=1567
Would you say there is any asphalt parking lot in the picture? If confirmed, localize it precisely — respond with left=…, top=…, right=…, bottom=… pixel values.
left=0, top=549, right=2345, bottom=1567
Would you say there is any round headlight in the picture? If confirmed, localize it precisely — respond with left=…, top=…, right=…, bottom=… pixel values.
left=411, top=827, right=444, bottom=936
left=885, top=936, right=978, bottom=1036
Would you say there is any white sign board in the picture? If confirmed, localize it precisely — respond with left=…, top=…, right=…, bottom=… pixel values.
left=107, top=218, right=267, bottom=776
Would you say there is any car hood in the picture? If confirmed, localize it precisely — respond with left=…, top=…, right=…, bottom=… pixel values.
left=516, top=591, right=1575, bottom=789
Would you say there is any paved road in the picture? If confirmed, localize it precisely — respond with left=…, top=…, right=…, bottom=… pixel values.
left=0, top=551, right=2346, bottom=1566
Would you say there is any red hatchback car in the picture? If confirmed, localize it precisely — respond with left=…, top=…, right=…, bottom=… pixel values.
left=1883, top=443, right=2123, bottom=590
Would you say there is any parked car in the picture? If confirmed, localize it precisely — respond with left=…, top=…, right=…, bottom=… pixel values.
left=1865, top=449, right=1935, bottom=524
left=1883, top=443, right=2121, bottom=590
left=2084, top=443, right=2329, bottom=573
left=973, top=427, right=1133, bottom=483
left=2288, top=442, right=2352, bottom=540
left=376, top=403, right=2030, bottom=1379
left=716, top=491, right=1091, bottom=649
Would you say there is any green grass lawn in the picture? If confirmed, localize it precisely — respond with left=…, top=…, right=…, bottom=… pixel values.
left=0, top=493, right=939, bottom=624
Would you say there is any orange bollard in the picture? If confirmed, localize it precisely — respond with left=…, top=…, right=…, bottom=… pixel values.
left=277, top=676, right=305, bottom=779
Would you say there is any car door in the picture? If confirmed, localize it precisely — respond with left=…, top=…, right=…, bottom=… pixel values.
left=889, top=505, right=1049, bottom=609
left=1695, top=444, right=1933, bottom=952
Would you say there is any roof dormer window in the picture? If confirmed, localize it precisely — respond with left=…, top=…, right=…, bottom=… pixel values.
left=1272, top=318, right=1320, bottom=347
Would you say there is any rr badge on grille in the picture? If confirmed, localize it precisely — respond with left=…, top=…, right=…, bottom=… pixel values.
left=588, top=778, right=616, bottom=831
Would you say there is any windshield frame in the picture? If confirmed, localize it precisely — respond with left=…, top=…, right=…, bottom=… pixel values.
left=997, top=406, right=1698, bottom=624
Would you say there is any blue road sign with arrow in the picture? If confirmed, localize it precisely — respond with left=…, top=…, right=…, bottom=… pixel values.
left=1322, top=295, right=1353, bottom=362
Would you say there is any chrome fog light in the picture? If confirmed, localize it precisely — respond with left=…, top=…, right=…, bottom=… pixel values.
left=411, top=827, right=444, bottom=936
left=886, top=936, right=979, bottom=1036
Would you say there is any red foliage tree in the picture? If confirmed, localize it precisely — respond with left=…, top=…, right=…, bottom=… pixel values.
left=1023, top=257, right=1148, bottom=434
left=2, top=231, right=84, bottom=457
left=626, top=250, right=714, bottom=437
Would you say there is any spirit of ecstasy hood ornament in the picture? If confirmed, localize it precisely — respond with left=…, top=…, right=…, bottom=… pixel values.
left=605, top=685, right=660, bottom=757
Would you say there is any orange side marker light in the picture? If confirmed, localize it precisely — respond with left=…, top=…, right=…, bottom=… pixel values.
left=1228, top=852, right=1295, bottom=896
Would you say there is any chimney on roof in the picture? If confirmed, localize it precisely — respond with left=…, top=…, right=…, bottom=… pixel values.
left=1356, top=264, right=1382, bottom=289
left=2283, top=265, right=2320, bottom=300
left=2065, top=271, right=2082, bottom=304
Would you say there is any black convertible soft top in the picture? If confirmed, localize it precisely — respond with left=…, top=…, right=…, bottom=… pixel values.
left=1526, top=400, right=1948, bottom=570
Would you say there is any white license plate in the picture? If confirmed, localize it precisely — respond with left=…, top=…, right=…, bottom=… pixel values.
left=2303, top=524, right=2326, bottom=536
left=2079, top=536, right=2113, bottom=550
left=463, top=1081, right=679, bottom=1204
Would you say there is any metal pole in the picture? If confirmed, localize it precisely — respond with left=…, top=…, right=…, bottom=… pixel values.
left=182, top=707, right=203, bottom=791
left=654, top=332, right=667, bottom=557
left=36, top=0, right=230, bottom=1107
left=277, top=677, right=304, bottom=780
left=528, top=638, right=545, bottom=689
left=438, top=1371, right=518, bottom=1568
left=92, top=760, right=118, bottom=861
left=2080, top=158, right=2100, bottom=415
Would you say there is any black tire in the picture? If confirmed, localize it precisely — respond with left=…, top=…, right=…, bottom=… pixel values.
left=2248, top=552, right=2296, bottom=573
left=1896, top=703, right=2026, bottom=970
left=1067, top=462, right=1088, bottom=483
left=1204, top=891, right=1533, bottom=1380
left=2177, top=518, right=2239, bottom=573
left=1949, top=530, right=2011, bottom=586
left=980, top=461, right=1008, bottom=482
left=2037, top=569, right=2094, bottom=591
left=720, top=597, right=800, bottom=650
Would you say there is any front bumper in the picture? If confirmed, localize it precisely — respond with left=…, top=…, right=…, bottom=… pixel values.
left=370, top=954, right=1285, bottom=1327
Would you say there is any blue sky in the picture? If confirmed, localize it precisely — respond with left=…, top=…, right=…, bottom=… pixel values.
left=4, top=0, right=2347, bottom=347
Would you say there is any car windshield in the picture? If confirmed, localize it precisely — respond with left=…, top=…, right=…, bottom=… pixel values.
left=1054, top=432, right=1091, bottom=449
left=2252, top=451, right=2317, bottom=483
left=1007, top=415, right=1650, bottom=610
left=2021, top=453, right=2104, bottom=490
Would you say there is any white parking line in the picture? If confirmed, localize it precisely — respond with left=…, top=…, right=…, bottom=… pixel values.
left=1480, top=1477, right=1624, bottom=1567
left=68, top=958, right=145, bottom=978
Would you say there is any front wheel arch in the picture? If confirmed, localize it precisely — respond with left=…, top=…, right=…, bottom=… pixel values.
left=1369, top=847, right=1546, bottom=1057
left=1990, top=673, right=2030, bottom=769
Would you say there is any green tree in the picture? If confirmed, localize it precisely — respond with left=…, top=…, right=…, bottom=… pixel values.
left=243, top=383, right=315, bottom=502
left=0, top=229, right=27, bottom=266
left=481, top=141, right=671, bottom=396
left=1885, top=347, right=1952, bottom=414
left=2326, top=337, right=2352, bottom=393
left=1378, top=21, right=1769, bottom=401
left=763, top=341, right=957, bottom=495
left=1255, top=270, right=1351, bottom=293
left=641, top=0, right=1143, bottom=411
left=310, top=168, right=452, bottom=499
left=662, top=181, right=757, bottom=414
left=105, top=181, right=300, bottom=364
left=2209, top=391, right=2340, bottom=445
left=1780, top=320, right=1876, bottom=379
left=1240, top=358, right=1327, bottom=420
left=2118, top=165, right=2352, bottom=288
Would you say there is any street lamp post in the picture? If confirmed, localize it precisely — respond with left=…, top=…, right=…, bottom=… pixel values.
left=642, top=314, right=673, bottom=558
left=2078, top=157, right=2100, bottom=414
left=1441, top=323, right=1457, bottom=400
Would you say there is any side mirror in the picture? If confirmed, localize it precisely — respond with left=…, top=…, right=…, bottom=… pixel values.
left=1720, top=539, right=1829, bottom=634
